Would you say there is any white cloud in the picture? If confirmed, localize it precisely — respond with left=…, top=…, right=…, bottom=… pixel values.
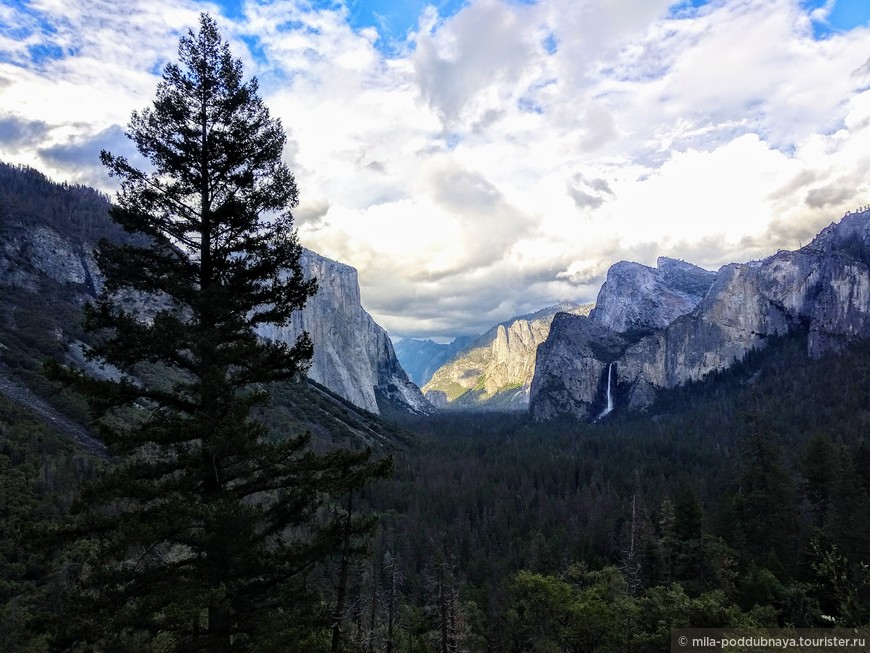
left=0, top=0, right=205, bottom=176
left=412, top=0, right=540, bottom=128
left=1, top=0, right=869, bottom=339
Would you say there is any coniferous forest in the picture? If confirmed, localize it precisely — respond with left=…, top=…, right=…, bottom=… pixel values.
left=1, top=12, right=869, bottom=653
left=4, top=318, right=870, bottom=651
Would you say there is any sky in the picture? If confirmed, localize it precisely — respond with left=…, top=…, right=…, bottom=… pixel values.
left=2, top=0, right=870, bottom=340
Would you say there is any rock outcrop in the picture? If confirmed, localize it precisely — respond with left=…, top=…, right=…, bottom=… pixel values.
left=589, top=257, right=715, bottom=333
left=528, top=314, right=629, bottom=421
left=257, top=251, right=431, bottom=415
left=422, top=302, right=593, bottom=410
left=394, top=336, right=476, bottom=387
left=1, top=224, right=102, bottom=293
left=530, top=210, right=870, bottom=421
left=0, top=164, right=427, bottom=416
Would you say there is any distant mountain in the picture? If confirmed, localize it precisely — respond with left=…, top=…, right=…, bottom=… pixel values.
left=422, top=302, right=593, bottom=410
left=393, top=336, right=476, bottom=387
left=530, top=210, right=870, bottom=421
left=0, top=162, right=428, bottom=438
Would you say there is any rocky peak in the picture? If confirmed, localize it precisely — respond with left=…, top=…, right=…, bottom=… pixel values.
left=530, top=210, right=870, bottom=421
left=656, top=257, right=719, bottom=296
left=257, top=249, right=431, bottom=415
left=802, top=208, right=870, bottom=262
left=589, top=257, right=715, bottom=334
left=422, top=302, right=593, bottom=409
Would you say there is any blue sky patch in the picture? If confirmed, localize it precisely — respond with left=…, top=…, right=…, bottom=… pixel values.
left=218, top=0, right=246, bottom=20
left=239, top=33, right=267, bottom=64
left=804, top=0, right=870, bottom=38
left=666, top=0, right=870, bottom=37
left=517, top=97, right=544, bottom=114
left=667, top=0, right=711, bottom=19
left=542, top=33, right=557, bottom=55
left=443, top=132, right=461, bottom=150
left=26, top=42, right=63, bottom=65
left=344, top=0, right=467, bottom=45
left=0, top=0, right=64, bottom=66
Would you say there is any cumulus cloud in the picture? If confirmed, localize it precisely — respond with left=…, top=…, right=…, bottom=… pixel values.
left=295, top=198, right=331, bottom=229
left=567, top=173, right=616, bottom=209
left=0, top=0, right=201, bottom=174
left=38, top=124, right=123, bottom=167
left=412, top=0, right=538, bottom=128
left=2, top=0, right=870, bottom=339
left=0, top=116, right=51, bottom=147
left=805, top=183, right=855, bottom=209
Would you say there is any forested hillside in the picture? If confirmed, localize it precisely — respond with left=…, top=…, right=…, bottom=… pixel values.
left=3, top=271, right=870, bottom=650
left=0, top=162, right=117, bottom=241
left=343, top=331, right=870, bottom=651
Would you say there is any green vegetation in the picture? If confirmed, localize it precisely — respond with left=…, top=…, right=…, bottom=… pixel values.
left=348, top=331, right=870, bottom=651
left=2, top=317, right=870, bottom=651
left=39, top=14, right=389, bottom=652
left=0, top=395, right=99, bottom=652
left=434, top=380, right=471, bottom=402
left=2, top=279, right=870, bottom=652
left=0, top=161, right=117, bottom=243
left=0, top=20, right=869, bottom=653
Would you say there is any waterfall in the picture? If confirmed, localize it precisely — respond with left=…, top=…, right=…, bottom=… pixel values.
left=595, top=362, right=614, bottom=421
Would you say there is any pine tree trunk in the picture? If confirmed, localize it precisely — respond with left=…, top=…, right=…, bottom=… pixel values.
left=208, top=601, right=231, bottom=650
left=331, top=492, right=354, bottom=653
left=438, top=564, right=448, bottom=653
left=387, top=562, right=395, bottom=653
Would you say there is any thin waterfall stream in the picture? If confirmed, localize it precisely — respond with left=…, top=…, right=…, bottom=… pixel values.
left=595, top=362, right=614, bottom=421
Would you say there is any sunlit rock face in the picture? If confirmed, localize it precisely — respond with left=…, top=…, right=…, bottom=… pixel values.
left=257, top=249, right=431, bottom=415
left=394, top=336, right=476, bottom=388
left=422, top=303, right=593, bottom=410
left=530, top=210, right=870, bottom=421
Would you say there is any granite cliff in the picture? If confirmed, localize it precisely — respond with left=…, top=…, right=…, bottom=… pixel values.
left=394, top=336, right=476, bottom=387
left=257, top=250, right=430, bottom=415
left=530, top=210, right=870, bottom=421
left=589, top=257, right=716, bottom=334
left=0, top=163, right=427, bottom=416
left=422, top=302, right=593, bottom=410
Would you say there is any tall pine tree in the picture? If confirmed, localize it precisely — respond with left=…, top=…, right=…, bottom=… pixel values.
left=47, top=13, right=389, bottom=652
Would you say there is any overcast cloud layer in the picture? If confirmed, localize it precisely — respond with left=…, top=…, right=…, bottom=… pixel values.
left=2, top=0, right=870, bottom=339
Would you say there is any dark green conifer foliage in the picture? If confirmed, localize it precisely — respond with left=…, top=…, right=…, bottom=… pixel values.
left=47, top=13, right=389, bottom=651
left=735, top=423, right=798, bottom=572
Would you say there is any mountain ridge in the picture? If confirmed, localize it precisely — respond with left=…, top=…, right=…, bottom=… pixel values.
left=394, top=336, right=476, bottom=387
left=530, top=209, right=870, bottom=421
left=421, top=301, right=593, bottom=410
left=0, top=161, right=428, bottom=420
